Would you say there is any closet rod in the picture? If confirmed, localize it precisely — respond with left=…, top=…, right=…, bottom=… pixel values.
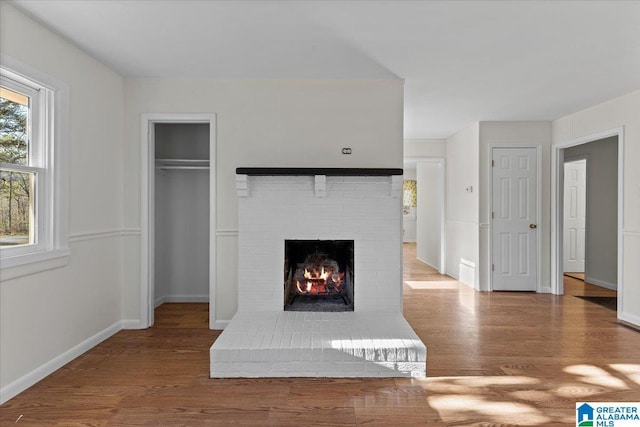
left=155, top=158, right=209, bottom=164
left=156, top=166, right=209, bottom=170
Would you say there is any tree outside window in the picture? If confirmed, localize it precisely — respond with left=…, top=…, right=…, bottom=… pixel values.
left=403, top=179, right=417, bottom=220
left=1, top=85, right=35, bottom=247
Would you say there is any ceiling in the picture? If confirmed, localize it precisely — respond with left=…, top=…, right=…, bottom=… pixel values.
left=10, top=0, right=640, bottom=139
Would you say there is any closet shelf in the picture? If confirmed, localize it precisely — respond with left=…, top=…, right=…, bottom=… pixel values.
left=155, top=158, right=209, bottom=170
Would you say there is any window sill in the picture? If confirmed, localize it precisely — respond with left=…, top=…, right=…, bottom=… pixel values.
left=0, top=248, right=70, bottom=281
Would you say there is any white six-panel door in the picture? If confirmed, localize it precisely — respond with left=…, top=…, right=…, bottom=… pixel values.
left=563, top=159, right=586, bottom=273
left=492, top=147, right=538, bottom=291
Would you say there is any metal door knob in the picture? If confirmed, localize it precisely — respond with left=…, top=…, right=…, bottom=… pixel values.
left=529, top=224, right=537, bottom=229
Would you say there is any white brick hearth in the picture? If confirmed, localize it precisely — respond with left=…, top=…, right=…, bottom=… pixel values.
left=210, top=170, right=426, bottom=378
left=211, top=311, right=425, bottom=377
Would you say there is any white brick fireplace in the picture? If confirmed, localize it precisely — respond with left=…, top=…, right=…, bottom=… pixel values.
left=210, top=168, right=426, bottom=377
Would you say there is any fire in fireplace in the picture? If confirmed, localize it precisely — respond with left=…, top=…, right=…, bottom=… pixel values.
left=284, top=240, right=354, bottom=312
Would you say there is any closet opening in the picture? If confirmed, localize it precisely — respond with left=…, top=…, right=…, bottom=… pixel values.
left=141, top=114, right=216, bottom=329
left=154, top=123, right=210, bottom=314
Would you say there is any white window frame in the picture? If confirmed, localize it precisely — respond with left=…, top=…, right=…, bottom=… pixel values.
left=0, top=54, right=69, bottom=277
left=1, top=75, right=46, bottom=255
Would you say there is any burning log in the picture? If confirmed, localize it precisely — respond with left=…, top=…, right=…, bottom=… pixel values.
left=293, top=252, right=344, bottom=295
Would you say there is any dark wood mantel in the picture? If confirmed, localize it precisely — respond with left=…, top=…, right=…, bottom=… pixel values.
left=236, top=167, right=403, bottom=176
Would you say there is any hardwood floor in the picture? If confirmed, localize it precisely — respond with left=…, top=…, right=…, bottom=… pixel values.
left=2, top=244, right=638, bottom=426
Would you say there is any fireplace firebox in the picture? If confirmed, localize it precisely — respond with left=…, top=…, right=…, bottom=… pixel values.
left=284, top=240, right=354, bottom=312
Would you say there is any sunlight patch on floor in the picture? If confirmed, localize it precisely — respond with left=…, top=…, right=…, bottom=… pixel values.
left=564, top=364, right=629, bottom=390
left=509, top=389, right=557, bottom=402
left=428, top=395, right=551, bottom=425
left=609, top=364, right=640, bottom=386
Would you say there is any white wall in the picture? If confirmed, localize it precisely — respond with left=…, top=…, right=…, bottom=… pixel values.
left=564, top=137, right=618, bottom=289
left=123, top=78, right=404, bottom=324
left=404, top=139, right=446, bottom=158
left=416, top=161, right=442, bottom=270
left=0, top=3, right=124, bottom=398
left=553, top=89, right=640, bottom=326
left=445, top=124, right=479, bottom=288
left=478, top=122, right=552, bottom=292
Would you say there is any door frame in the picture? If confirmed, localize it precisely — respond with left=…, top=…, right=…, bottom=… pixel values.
left=551, top=127, right=624, bottom=300
left=404, top=157, right=446, bottom=273
left=488, top=144, right=542, bottom=292
left=140, top=113, right=217, bottom=329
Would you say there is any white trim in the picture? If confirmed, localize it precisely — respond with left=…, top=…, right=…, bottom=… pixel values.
left=140, top=113, right=217, bottom=330
left=0, top=248, right=69, bottom=280
left=0, top=163, right=41, bottom=174
left=458, top=258, right=476, bottom=289
left=1, top=229, right=141, bottom=279
left=212, top=320, right=230, bottom=330
left=155, top=295, right=209, bottom=307
left=416, top=256, right=439, bottom=272
left=0, top=54, right=69, bottom=271
left=121, top=319, right=142, bottom=330
left=619, top=312, right=640, bottom=328
left=216, top=229, right=239, bottom=237
left=488, top=144, right=542, bottom=293
left=551, top=127, right=624, bottom=319
left=0, top=321, right=122, bottom=404
left=68, top=229, right=126, bottom=243
left=121, top=228, right=142, bottom=236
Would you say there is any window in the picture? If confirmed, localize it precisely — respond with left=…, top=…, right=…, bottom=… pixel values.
left=1, top=75, right=42, bottom=251
left=1, top=57, right=69, bottom=272
left=403, top=179, right=417, bottom=220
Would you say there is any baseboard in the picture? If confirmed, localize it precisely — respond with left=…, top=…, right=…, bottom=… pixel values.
left=121, top=319, right=143, bottom=329
left=540, top=286, right=552, bottom=294
left=155, top=295, right=209, bottom=307
left=584, top=276, right=617, bottom=290
left=416, top=256, right=439, bottom=272
left=0, top=320, right=122, bottom=404
left=459, top=259, right=476, bottom=290
left=618, top=311, right=640, bottom=329
left=213, top=320, right=230, bottom=330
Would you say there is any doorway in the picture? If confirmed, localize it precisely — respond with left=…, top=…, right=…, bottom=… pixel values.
left=560, top=136, right=619, bottom=298
left=402, top=157, right=445, bottom=274
left=140, top=113, right=217, bottom=329
left=552, top=128, right=623, bottom=320
left=154, top=123, right=210, bottom=310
